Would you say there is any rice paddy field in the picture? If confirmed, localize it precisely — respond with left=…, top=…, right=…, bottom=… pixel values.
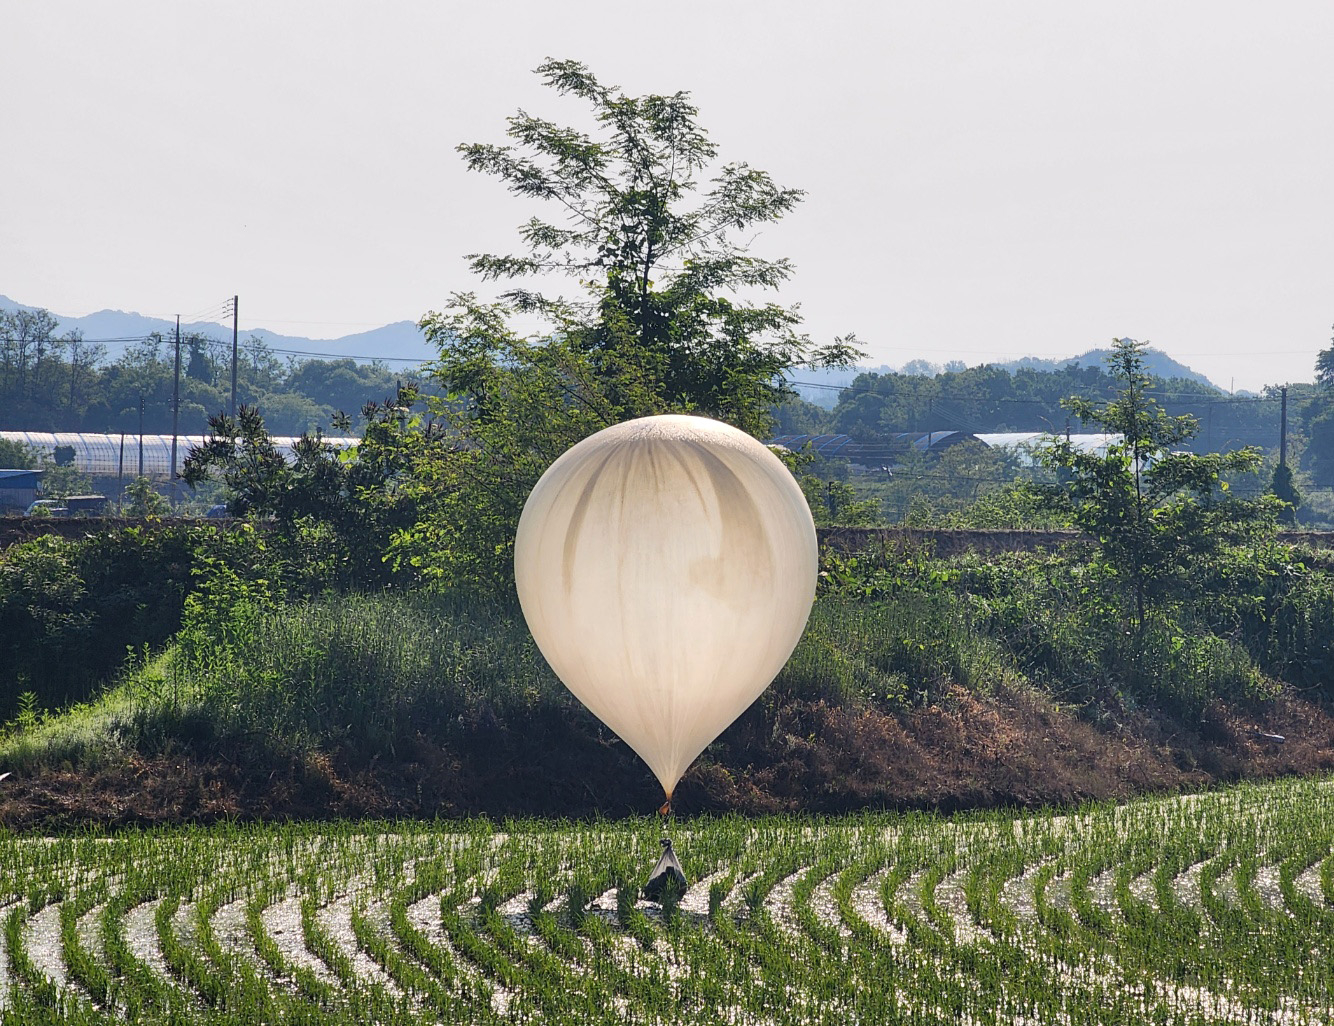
left=2, top=776, right=1332, bottom=1025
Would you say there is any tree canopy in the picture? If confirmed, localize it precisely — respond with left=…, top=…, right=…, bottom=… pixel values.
left=0, top=310, right=419, bottom=437
left=433, top=58, right=861, bottom=438
left=388, top=60, right=864, bottom=586
left=1039, top=338, right=1273, bottom=630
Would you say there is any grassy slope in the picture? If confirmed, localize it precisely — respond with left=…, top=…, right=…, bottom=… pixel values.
left=2, top=584, right=1331, bottom=830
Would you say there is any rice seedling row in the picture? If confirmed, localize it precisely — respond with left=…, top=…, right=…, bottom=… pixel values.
left=1, top=776, right=1331, bottom=1024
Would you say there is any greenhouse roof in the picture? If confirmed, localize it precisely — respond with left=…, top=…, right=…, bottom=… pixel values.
left=0, top=432, right=359, bottom=477
left=973, top=432, right=1122, bottom=453
left=769, top=431, right=976, bottom=460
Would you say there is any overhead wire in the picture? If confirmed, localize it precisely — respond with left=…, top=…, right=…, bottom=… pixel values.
left=179, top=298, right=235, bottom=324
left=0, top=325, right=1299, bottom=404
left=0, top=334, right=433, bottom=365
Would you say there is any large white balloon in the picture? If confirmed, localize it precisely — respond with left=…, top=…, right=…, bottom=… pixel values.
left=515, top=414, right=818, bottom=799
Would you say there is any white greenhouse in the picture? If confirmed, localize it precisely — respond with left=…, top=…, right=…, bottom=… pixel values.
left=0, top=432, right=359, bottom=478
left=973, top=432, right=1122, bottom=466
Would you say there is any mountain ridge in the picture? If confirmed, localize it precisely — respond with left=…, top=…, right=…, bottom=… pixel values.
left=788, top=346, right=1222, bottom=408
left=3, top=297, right=1221, bottom=395
left=0, top=295, right=435, bottom=365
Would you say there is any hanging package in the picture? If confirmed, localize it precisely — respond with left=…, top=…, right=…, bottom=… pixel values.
left=643, top=837, right=687, bottom=902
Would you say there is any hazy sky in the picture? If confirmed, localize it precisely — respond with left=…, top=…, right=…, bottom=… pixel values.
left=4, top=1, right=1331, bottom=391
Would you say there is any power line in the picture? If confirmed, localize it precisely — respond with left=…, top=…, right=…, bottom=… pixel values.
left=180, top=298, right=234, bottom=323
left=0, top=334, right=159, bottom=345
left=832, top=345, right=1324, bottom=358
left=261, top=345, right=429, bottom=364
left=237, top=317, right=413, bottom=327
left=0, top=334, right=432, bottom=365
left=0, top=330, right=1306, bottom=402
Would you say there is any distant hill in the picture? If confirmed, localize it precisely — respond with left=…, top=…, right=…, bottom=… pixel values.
left=0, top=295, right=435, bottom=366
left=3, top=298, right=1221, bottom=397
left=999, top=347, right=1218, bottom=388
left=788, top=345, right=1220, bottom=409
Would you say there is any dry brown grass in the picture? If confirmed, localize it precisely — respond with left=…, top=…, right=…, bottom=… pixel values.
left=3, top=686, right=1331, bottom=830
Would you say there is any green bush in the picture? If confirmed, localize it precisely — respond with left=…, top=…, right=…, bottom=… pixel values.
left=133, top=584, right=1018, bottom=761
left=6, top=522, right=1316, bottom=770
left=1232, top=551, right=1334, bottom=692
left=1130, top=621, right=1276, bottom=711
left=966, top=557, right=1116, bottom=706
left=0, top=503, right=432, bottom=725
left=775, top=600, right=913, bottom=708
left=930, top=484, right=1073, bottom=530
left=0, top=527, right=199, bottom=718
left=777, top=592, right=1016, bottom=711
left=823, top=546, right=1283, bottom=717
left=162, top=589, right=571, bottom=755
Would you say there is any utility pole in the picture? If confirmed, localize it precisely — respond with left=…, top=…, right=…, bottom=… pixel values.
left=170, top=315, right=182, bottom=504
left=230, top=294, right=239, bottom=418
left=138, top=396, right=145, bottom=477
left=1280, top=386, right=1289, bottom=468
left=68, top=335, right=81, bottom=410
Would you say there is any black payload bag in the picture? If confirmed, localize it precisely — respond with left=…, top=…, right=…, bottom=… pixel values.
left=643, top=837, right=687, bottom=902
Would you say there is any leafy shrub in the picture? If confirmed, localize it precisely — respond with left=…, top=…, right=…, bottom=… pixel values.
left=930, top=484, right=1074, bottom=530
left=120, top=476, right=170, bottom=517
left=966, top=558, right=1116, bottom=706
left=824, top=545, right=1283, bottom=717
left=775, top=600, right=913, bottom=708
left=0, top=527, right=198, bottom=718
left=0, top=438, right=38, bottom=469
left=1230, top=550, right=1334, bottom=693
left=1130, top=622, right=1277, bottom=711
left=817, top=542, right=960, bottom=600
left=161, top=589, right=572, bottom=755
left=777, top=593, right=1015, bottom=710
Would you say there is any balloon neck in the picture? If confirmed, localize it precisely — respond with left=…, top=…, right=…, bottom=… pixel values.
left=658, top=797, right=672, bottom=817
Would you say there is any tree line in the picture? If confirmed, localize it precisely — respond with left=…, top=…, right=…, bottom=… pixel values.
left=0, top=306, right=422, bottom=437
left=779, top=362, right=1284, bottom=453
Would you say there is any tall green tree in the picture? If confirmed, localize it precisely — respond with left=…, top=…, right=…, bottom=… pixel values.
left=439, top=58, right=860, bottom=438
left=1302, top=326, right=1334, bottom=487
left=183, top=62, right=862, bottom=592
left=0, top=308, right=58, bottom=399
left=0, top=438, right=38, bottom=469
left=182, top=400, right=429, bottom=591
left=1315, top=324, right=1334, bottom=389
left=1039, top=338, right=1274, bottom=632
left=397, top=60, right=862, bottom=587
